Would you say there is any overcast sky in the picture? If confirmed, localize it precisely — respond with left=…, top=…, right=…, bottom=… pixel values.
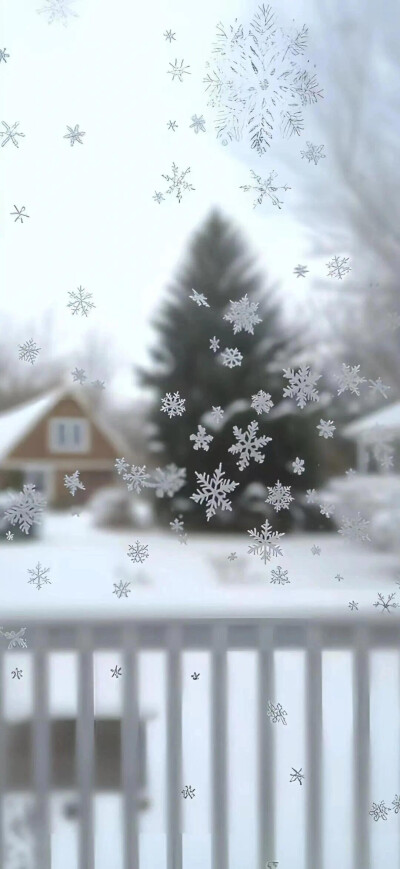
left=2, top=0, right=342, bottom=399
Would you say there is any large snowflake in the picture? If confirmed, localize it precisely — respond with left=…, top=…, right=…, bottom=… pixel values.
left=160, top=162, right=195, bottom=203
left=160, top=391, right=186, bottom=418
left=18, top=339, right=40, bottom=364
left=127, top=541, right=149, bottom=564
left=27, top=562, right=51, bottom=590
left=240, top=169, right=290, bottom=209
left=228, top=420, right=272, bottom=471
left=4, top=484, right=46, bottom=535
left=204, top=4, right=322, bottom=155
left=251, top=389, right=274, bottom=415
left=338, top=512, right=370, bottom=543
left=223, top=294, right=262, bottom=335
left=220, top=347, right=243, bottom=368
left=266, top=480, right=293, bottom=512
left=247, top=519, right=284, bottom=564
left=335, top=363, right=366, bottom=396
left=67, top=286, right=95, bottom=316
left=282, top=365, right=320, bottom=408
left=191, top=463, right=239, bottom=521
left=150, top=464, right=187, bottom=498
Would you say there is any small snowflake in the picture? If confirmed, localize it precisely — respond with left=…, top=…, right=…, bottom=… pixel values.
left=368, top=378, right=390, bottom=399
left=6, top=531, right=14, bottom=541
left=71, top=367, right=86, bottom=384
left=240, top=169, right=290, bottom=210
left=18, top=339, right=40, bottom=364
left=210, top=406, right=224, bottom=424
left=291, top=457, right=305, bottom=475
left=283, top=365, right=321, bottom=408
left=270, top=565, right=290, bottom=585
left=113, top=580, right=132, bottom=599
left=369, top=801, right=391, bottom=821
left=115, top=459, right=152, bottom=494
left=247, top=520, right=284, bottom=565
left=224, top=294, right=262, bottom=335
left=326, top=255, right=351, bottom=279
left=0, top=48, right=10, bottom=62
left=311, top=544, right=321, bottom=556
left=167, top=59, right=191, bottom=81
left=164, top=29, right=176, bottom=42
left=181, top=785, right=195, bottom=799
left=67, top=286, right=95, bottom=316
left=220, top=347, right=243, bottom=368
left=338, top=513, right=370, bottom=543
left=335, top=363, right=366, bottom=396
left=300, top=141, right=326, bottom=165
left=335, top=574, right=344, bottom=582
left=290, top=768, right=305, bottom=785
left=111, top=665, right=122, bottom=678
left=160, top=162, right=195, bottom=202
left=305, top=488, right=317, bottom=504
left=160, top=391, right=186, bottom=418
left=229, top=421, right=271, bottom=471
left=319, top=502, right=335, bottom=518
left=167, top=120, right=178, bottom=131
left=373, top=592, right=398, bottom=613
left=209, top=336, right=220, bottom=352
left=392, top=795, right=400, bottom=814
left=153, top=191, right=165, bottom=204
left=228, top=552, right=238, bottom=561
left=266, top=481, right=293, bottom=512
left=191, top=672, right=200, bottom=680
left=251, top=390, right=274, bottom=415
left=37, top=0, right=78, bottom=25
left=11, top=668, right=23, bottom=680
left=64, top=124, right=85, bottom=146
left=0, top=121, right=25, bottom=148
left=293, top=264, right=309, bottom=278
left=191, top=462, right=239, bottom=521
left=64, top=470, right=85, bottom=496
left=190, top=114, right=206, bottom=133
left=127, top=541, right=149, bottom=564
left=10, top=205, right=30, bottom=223
left=91, top=379, right=105, bottom=390
left=316, top=419, right=335, bottom=439
left=169, top=516, right=188, bottom=544
left=4, top=484, right=46, bottom=534
left=267, top=701, right=288, bottom=724
left=27, top=562, right=51, bottom=590
left=348, top=600, right=359, bottom=611
left=190, top=425, right=213, bottom=452
left=190, top=288, right=209, bottom=307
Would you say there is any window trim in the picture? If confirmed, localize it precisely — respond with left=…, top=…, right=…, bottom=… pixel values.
left=48, top=417, right=91, bottom=454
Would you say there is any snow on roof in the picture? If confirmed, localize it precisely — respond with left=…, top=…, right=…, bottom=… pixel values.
left=342, top=401, right=400, bottom=439
left=0, top=388, right=64, bottom=462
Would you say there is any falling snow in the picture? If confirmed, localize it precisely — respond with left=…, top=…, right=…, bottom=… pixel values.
left=228, top=421, right=272, bottom=471
left=127, top=541, right=149, bottom=564
left=373, top=592, right=398, bottom=613
left=190, top=114, right=206, bottom=133
left=64, top=124, right=85, bottom=146
left=115, top=459, right=152, bottom=494
left=270, top=565, right=290, bottom=585
left=167, top=59, right=191, bottom=81
left=338, top=513, right=370, bottom=543
left=0, top=121, right=25, bottom=147
left=190, top=289, right=209, bottom=307
left=316, top=419, right=335, bottom=439
left=291, top=457, right=305, bottom=475
left=37, top=0, right=78, bottom=25
left=267, top=701, right=288, bottom=724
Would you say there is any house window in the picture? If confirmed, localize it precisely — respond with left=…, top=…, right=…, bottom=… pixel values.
left=48, top=418, right=90, bottom=453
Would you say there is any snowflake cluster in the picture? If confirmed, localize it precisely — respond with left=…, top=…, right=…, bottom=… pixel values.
left=115, top=458, right=152, bottom=494
left=369, top=795, right=400, bottom=820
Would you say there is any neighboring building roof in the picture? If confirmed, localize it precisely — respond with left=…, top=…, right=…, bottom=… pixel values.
left=342, top=401, right=400, bottom=439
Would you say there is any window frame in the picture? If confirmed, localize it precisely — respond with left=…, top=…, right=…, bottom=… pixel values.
left=48, top=417, right=91, bottom=454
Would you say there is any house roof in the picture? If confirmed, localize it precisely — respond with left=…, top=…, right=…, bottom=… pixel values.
left=0, top=386, right=131, bottom=462
left=342, top=401, right=400, bottom=439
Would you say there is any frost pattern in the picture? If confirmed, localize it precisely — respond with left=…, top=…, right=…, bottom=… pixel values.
left=191, top=463, right=239, bottom=521
left=228, top=420, right=272, bottom=471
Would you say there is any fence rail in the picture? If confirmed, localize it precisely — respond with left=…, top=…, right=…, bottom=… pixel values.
left=0, top=616, right=398, bottom=869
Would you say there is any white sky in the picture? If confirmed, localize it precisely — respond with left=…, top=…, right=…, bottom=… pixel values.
left=1, top=0, right=336, bottom=399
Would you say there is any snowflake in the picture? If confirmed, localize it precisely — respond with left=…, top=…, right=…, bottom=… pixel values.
left=4, top=484, right=46, bottom=534
left=311, top=544, right=321, bottom=555
left=267, top=700, right=288, bottom=724
left=209, top=336, right=220, bottom=352
left=64, top=124, right=85, bottom=146
left=270, top=565, right=290, bottom=585
left=335, top=574, right=344, bottom=582
left=64, top=470, right=85, bottom=496
left=0, top=627, right=27, bottom=650
left=12, top=668, right=23, bottom=680
left=369, top=801, right=391, bottom=821
left=228, top=420, right=272, bottom=471
left=368, top=378, right=390, bottom=399
left=224, top=294, right=262, bottom=335
left=91, top=379, right=105, bottom=390
left=18, top=339, right=40, bottom=364
left=181, top=785, right=195, bottom=799
left=251, top=390, right=274, bottom=415
left=113, top=580, right=131, bottom=599
left=0, top=48, right=10, bottom=62
left=160, top=162, right=195, bottom=202
left=151, top=464, right=187, bottom=498
left=170, top=516, right=188, bottom=544
left=319, top=502, right=335, bottom=518
left=10, top=205, right=30, bottom=223
left=316, top=419, right=335, bottom=439
left=300, top=141, right=326, bottom=164
left=190, top=289, right=209, bottom=307
left=290, top=768, right=305, bottom=786
left=335, top=363, right=366, bottom=396
left=228, top=552, right=237, bottom=561
left=370, top=434, right=393, bottom=470
left=111, top=665, right=122, bottom=678
left=191, top=462, right=239, bottom=521
left=282, top=365, right=321, bottom=408
left=6, top=531, right=14, bottom=541
left=338, top=513, right=370, bottom=543
left=190, top=425, right=214, bottom=451
left=164, top=29, right=176, bottom=42
left=305, top=488, right=316, bottom=504
left=220, top=347, right=243, bottom=368
left=373, top=592, right=398, bottom=613
left=27, top=562, right=51, bottom=590
left=291, top=457, right=305, bottom=475
left=153, top=191, right=165, bottom=204
left=0, top=121, right=25, bottom=148
left=326, top=255, right=351, bottom=279
left=204, top=5, right=322, bottom=154
left=127, top=541, right=149, bottom=564
left=190, top=114, right=206, bottom=133
left=167, top=120, right=178, bottom=131
left=115, top=458, right=152, bottom=494
left=167, top=59, right=191, bottom=81
left=348, top=600, right=359, bottom=611
left=211, top=405, right=224, bottom=424
left=37, top=0, right=78, bottom=24
left=266, top=481, right=293, bottom=512
left=71, top=367, right=86, bottom=384
left=247, top=519, right=284, bottom=564
left=293, top=264, right=309, bottom=278
left=240, top=169, right=290, bottom=209
left=392, top=795, right=400, bottom=814
left=160, top=391, right=186, bottom=418
left=67, top=286, right=95, bottom=316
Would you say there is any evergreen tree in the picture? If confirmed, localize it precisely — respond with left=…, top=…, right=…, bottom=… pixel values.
left=138, top=209, right=327, bottom=530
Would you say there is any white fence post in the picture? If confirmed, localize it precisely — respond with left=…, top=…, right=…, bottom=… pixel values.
left=0, top=643, right=4, bottom=866
left=211, top=622, right=228, bottom=869
left=77, top=627, right=95, bottom=869
left=353, top=625, right=371, bottom=869
left=122, top=624, right=140, bottom=869
left=258, top=624, right=275, bottom=869
left=305, top=625, right=323, bottom=869
left=32, top=624, right=51, bottom=869
left=166, top=623, right=183, bottom=869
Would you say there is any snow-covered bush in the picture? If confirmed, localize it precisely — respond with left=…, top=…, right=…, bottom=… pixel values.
left=88, top=486, right=154, bottom=529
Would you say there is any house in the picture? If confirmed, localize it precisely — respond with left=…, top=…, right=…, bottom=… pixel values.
left=0, top=386, right=132, bottom=506
left=342, top=400, right=400, bottom=472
